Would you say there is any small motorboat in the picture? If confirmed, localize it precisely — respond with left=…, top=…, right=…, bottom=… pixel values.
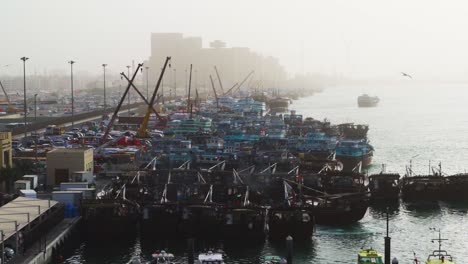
left=263, top=255, right=287, bottom=264
left=196, top=250, right=225, bottom=264
left=357, top=248, right=383, bottom=264
left=151, top=250, right=176, bottom=264
left=424, top=229, right=455, bottom=264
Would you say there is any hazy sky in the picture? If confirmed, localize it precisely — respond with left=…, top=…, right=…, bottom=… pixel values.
left=2, top=0, right=468, bottom=80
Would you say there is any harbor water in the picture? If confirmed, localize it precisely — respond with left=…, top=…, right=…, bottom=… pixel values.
left=63, top=83, right=468, bottom=263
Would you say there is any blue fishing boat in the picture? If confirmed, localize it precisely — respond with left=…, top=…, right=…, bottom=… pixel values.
left=335, top=139, right=374, bottom=171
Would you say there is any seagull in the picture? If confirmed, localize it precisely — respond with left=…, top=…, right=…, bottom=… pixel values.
left=401, top=72, right=413, bottom=79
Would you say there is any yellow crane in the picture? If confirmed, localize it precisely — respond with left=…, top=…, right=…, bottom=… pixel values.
left=137, top=56, right=171, bottom=138
left=0, top=80, right=19, bottom=113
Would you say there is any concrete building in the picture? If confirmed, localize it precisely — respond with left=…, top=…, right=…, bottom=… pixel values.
left=144, top=33, right=287, bottom=95
left=46, top=148, right=93, bottom=186
left=0, top=132, right=12, bottom=169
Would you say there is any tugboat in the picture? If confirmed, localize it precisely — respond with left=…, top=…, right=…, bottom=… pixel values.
left=357, top=94, right=379, bottom=107
left=424, top=229, right=455, bottom=264
left=357, top=248, right=383, bottom=264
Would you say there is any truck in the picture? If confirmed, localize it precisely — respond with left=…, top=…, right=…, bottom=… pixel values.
left=45, top=125, right=65, bottom=136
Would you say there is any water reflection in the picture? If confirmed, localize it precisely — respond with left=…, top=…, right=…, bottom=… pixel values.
left=369, top=202, right=400, bottom=219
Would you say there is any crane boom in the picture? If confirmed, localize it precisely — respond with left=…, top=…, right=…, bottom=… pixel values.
left=214, top=66, right=224, bottom=94
left=223, top=83, right=238, bottom=96
left=186, top=64, right=193, bottom=113
left=237, top=70, right=255, bottom=93
left=101, top=63, right=143, bottom=144
left=121, top=73, right=164, bottom=122
left=138, top=57, right=171, bottom=138
left=0, top=80, right=11, bottom=105
left=209, top=75, right=219, bottom=109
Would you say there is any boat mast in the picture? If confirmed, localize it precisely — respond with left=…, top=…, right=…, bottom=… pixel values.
left=430, top=228, right=448, bottom=252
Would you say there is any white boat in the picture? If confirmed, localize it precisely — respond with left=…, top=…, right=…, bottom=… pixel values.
left=196, top=250, right=225, bottom=264
left=151, top=250, right=175, bottom=264
left=357, top=94, right=379, bottom=107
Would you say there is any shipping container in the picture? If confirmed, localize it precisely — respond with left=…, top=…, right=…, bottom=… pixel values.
left=60, top=182, right=89, bottom=191
left=52, top=191, right=82, bottom=206
left=22, top=175, right=38, bottom=189
left=14, top=180, right=31, bottom=190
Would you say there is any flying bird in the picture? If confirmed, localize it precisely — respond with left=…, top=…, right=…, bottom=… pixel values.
left=401, top=72, right=413, bottom=79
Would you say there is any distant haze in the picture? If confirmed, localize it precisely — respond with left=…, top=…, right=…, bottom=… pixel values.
left=2, top=0, right=468, bottom=81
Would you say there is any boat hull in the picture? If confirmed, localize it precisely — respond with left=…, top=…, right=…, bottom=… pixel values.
left=337, top=153, right=373, bottom=171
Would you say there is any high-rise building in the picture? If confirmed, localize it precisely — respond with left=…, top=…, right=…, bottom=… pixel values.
left=144, top=33, right=286, bottom=95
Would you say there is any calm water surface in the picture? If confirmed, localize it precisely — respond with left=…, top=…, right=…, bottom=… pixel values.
left=63, top=83, right=468, bottom=263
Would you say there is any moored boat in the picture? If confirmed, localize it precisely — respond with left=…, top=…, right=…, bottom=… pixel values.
left=151, top=250, right=176, bottom=264
left=368, top=173, right=401, bottom=201
left=335, top=139, right=374, bottom=171
left=263, top=255, right=287, bottom=264
left=423, top=229, right=456, bottom=264
left=357, top=248, right=383, bottom=264
left=196, top=250, right=225, bottom=264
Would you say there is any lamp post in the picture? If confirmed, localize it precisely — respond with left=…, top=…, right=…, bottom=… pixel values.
left=34, top=94, right=38, bottom=122
left=20, top=57, right=29, bottom=140
left=102, top=64, right=107, bottom=110
left=68, top=60, right=75, bottom=129
left=145, top=66, right=149, bottom=100
left=126, top=65, right=131, bottom=115
left=34, top=94, right=38, bottom=162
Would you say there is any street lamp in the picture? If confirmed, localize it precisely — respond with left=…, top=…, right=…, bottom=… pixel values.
left=20, top=57, right=29, bottom=140
left=34, top=94, right=38, bottom=122
left=34, top=94, right=38, bottom=162
left=126, top=65, right=131, bottom=115
left=102, top=64, right=107, bottom=110
left=68, top=60, right=75, bottom=129
left=145, top=66, right=149, bottom=100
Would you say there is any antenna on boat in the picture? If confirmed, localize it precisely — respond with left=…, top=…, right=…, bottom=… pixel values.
left=428, top=160, right=431, bottom=175
left=408, top=155, right=419, bottom=177
left=430, top=228, right=448, bottom=252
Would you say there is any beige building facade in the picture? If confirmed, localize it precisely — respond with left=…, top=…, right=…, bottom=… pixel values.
left=0, top=132, right=12, bottom=169
left=46, top=148, right=93, bottom=186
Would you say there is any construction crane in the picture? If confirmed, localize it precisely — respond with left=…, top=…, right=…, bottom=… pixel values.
left=120, top=73, right=166, bottom=123
left=137, top=56, right=171, bottom=138
left=100, top=63, right=143, bottom=144
left=0, top=80, right=18, bottom=113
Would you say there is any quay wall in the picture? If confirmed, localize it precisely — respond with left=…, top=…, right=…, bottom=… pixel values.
left=24, top=217, right=81, bottom=264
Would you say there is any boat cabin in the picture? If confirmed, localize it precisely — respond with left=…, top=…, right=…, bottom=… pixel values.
left=197, top=251, right=224, bottom=264
left=357, top=249, right=383, bottom=264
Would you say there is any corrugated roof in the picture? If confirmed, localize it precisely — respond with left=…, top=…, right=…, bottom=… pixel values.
left=0, top=197, right=59, bottom=241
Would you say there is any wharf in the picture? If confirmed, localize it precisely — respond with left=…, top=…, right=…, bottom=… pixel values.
left=13, top=217, right=81, bottom=264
